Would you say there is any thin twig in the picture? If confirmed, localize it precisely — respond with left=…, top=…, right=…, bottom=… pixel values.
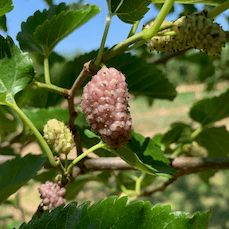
left=140, top=157, right=229, bottom=196
left=67, top=60, right=97, bottom=128
left=67, top=60, right=98, bottom=154
left=140, top=173, right=180, bottom=197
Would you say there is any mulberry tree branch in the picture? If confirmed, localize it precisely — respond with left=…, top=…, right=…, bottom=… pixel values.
left=66, top=61, right=98, bottom=155
left=2, top=155, right=229, bottom=175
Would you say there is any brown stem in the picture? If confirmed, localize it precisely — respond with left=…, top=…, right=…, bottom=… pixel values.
left=140, top=173, right=180, bottom=197
left=83, top=157, right=133, bottom=171
left=66, top=61, right=98, bottom=155
left=32, top=202, right=44, bottom=219
left=69, top=60, right=97, bottom=99
left=141, top=157, right=229, bottom=197
left=2, top=156, right=229, bottom=173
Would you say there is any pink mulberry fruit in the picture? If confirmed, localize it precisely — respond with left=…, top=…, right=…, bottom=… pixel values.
left=81, top=67, right=132, bottom=148
left=39, top=181, right=67, bottom=210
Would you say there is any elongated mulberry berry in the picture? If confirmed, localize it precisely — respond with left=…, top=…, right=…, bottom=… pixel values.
left=144, top=20, right=190, bottom=53
left=39, top=181, right=66, bottom=210
left=43, top=119, right=75, bottom=155
left=81, top=67, right=132, bottom=148
left=144, top=11, right=226, bottom=55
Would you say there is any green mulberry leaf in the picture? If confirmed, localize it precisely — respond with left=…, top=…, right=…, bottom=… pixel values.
left=0, top=154, right=47, bottom=204
left=196, top=126, right=229, bottom=157
left=84, top=128, right=175, bottom=177
left=106, top=53, right=177, bottom=101
left=189, top=90, right=229, bottom=126
left=109, top=0, right=151, bottom=24
left=17, top=3, right=100, bottom=55
left=162, top=122, right=193, bottom=147
left=22, top=107, right=69, bottom=132
left=0, top=0, right=13, bottom=17
left=0, top=15, right=7, bottom=31
left=19, top=196, right=211, bottom=229
left=0, top=36, right=35, bottom=104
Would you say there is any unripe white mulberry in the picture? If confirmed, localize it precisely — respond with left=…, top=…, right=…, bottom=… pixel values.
left=144, top=20, right=190, bottom=53
left=81, top=67, right=132, bottom=148
left=43, top=119, right=74, bottom=155
left=38, top=181, right=66, bottom=210
left=144, top=11, right=226, bottom=55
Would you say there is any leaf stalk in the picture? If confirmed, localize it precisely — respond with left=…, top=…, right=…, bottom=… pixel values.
left=6, top=100, right=58, bottom=167
left=33, top=80, right=68, bottom=96
left=67, top=141, right=105, bottom=174
left=141, top=0, right=175, bottom=40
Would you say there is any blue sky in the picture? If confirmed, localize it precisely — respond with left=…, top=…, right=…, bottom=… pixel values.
left=1, top=0, right=229, bottom=57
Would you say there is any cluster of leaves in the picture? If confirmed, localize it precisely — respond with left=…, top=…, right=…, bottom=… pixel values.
left=1, top=0, right=229, bottom=228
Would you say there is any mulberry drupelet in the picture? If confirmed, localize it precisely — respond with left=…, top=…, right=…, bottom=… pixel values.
left=81, top=67, right=132, bottom=148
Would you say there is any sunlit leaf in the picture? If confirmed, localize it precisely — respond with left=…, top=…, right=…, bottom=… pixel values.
left=0, top=0, right=13, bottom=17
left=85, top=128, right=175, bottom=177
left=17, top=3, right=100, bottom=55
left=19, top=196, right=211, bottom=229
left=109, top=0, right=151, bottom=24
left=0, top=36, right=35, bottom=104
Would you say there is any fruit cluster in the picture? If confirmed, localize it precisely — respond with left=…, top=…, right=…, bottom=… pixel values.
left=81, top=67, right=132, bottom=148
left=43, top=119, right=74, bottom=154
left=38, top=181, right=66, bottom=210
left=144, top=11, right=226, bottom=55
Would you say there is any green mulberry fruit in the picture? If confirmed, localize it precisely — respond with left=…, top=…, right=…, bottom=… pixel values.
left=43, top=119, right=75, bottom=155
left=144, top=11, right=226, bottom=55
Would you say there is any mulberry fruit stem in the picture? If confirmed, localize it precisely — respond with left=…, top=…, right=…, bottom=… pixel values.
left=94, top=11, right=112, bottom=67
left=65, top=154, right=68, bottom=169
left=44, top=56, right=51, bottom=85
left=102, top=0, right=174, bottom=63
left=135, top=173, right=146, bottom=197
left=171, top=123, right=213, bottom=159
left=5, top=100, right=58, bottom=167
left=127, top=20, right=140, bottom=38
left=126, top=40, right=146, bottom=51
left=67, top=141, right=106, bottom=174
left=207, top=0, right=229, bottom=19
left=170, top=144, right=183, bottom=159
left=191, top=122, right=213, bottom=140
left=142, top=0, right=175, bottom=40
